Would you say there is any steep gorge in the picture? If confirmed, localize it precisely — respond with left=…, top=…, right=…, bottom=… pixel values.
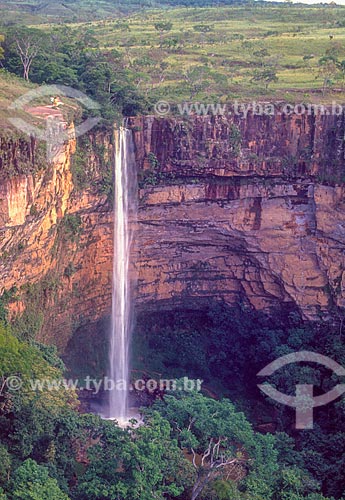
left=1, top=109, right=345, bottom=352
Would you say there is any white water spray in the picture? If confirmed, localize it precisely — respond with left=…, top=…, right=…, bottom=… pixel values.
left=109, top=126, right=137, bottom=421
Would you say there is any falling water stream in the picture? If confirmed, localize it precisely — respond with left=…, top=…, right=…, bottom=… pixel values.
left=108, top=126, right=137, bottom=422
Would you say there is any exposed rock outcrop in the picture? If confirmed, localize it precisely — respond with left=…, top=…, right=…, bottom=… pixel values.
left=131, top=113, right=345, bottom=320
left=0, top=110, right=345, bottom=350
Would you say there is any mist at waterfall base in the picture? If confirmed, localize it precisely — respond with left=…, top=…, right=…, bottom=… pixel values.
left=103, top=126, right=137, bottom=424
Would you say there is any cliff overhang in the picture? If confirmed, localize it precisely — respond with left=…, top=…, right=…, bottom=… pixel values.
left=0, top=109, right=344, bottom=349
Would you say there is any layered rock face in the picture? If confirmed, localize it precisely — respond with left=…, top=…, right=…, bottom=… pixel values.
left=131, top=112, right=345, bottom=319
left=0, top=110, right=344, bottom=350
left=0, top=131, right=113, bottom=349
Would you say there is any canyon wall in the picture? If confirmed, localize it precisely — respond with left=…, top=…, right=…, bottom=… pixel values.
left=0, top=129, right=113, bottom=349
left=131, top=112, right=345, bottom=319
left=0, top=110, right=345, bottom=350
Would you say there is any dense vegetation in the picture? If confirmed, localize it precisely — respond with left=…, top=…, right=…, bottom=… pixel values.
left=133, top=303, right=345, bottom=499
left=0, top=26, right=146, bottom=124
left=0, top=310, right=343, bottom=500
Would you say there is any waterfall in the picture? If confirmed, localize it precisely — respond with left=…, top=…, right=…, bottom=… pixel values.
left=109, top=126, right=137, bottom=421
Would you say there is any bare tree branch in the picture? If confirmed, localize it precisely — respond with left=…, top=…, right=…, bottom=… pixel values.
left=201, top=438, right=213, bottom=467
left=187, top=416, right=196, bottom=431
left=14, top=33, right=39, bottom=81
left=191, top=447, right=198, bottom=469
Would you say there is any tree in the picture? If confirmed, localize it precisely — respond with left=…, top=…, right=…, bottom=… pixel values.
left=337, top=59, right=345, bottom=90
left=209, top=479, right=245, bottom=499
left=13, top=31, right=40, bottom=81
left=2, top=27, right=44, bottom=81
left=153, top=390, right=279, bottom=500
left=11, top=459, right=70, bottom=500
left=136, top=304, right=345, bottom=498
left=184, top=65, right=220, bottom=98
left=0, top=445, right=11, bottom=485
left=125, top=412, right=190, bottom=500
left=0, top=322, right=74, bottom=404
left=318, top=56, right=339, bottom=94
left=0, top=324, right=79, bottom=491
left=1, top=24, right=145, bottom=121
left=74, top=413, right=190, bottom=500
left=251, top=67, right=278, bottom=89
left=154, top=21, right=173, bottom=47
left=253, top=48, right=270, bottom=66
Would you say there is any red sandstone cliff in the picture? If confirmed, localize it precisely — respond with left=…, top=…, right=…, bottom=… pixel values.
left=0, top=111, right=345, bottom=350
